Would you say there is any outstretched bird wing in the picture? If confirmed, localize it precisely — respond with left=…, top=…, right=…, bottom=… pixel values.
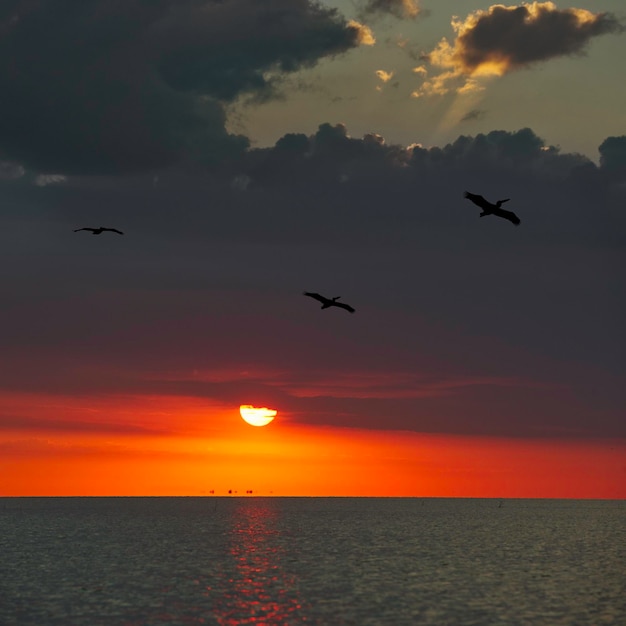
left=303, top=291, right=326, bottom=304
left=492, top=207, right=521, bottom=225
left=464, top=191, right=490, bottom=210
left=103, top=228, right=124, bottom=234
left=73, top=227, right=95, bottom=232
left=334, top=301, right=355, bottom=313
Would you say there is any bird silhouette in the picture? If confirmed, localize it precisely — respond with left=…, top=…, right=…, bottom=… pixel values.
left=303, top=292, right=355, bottom=313
left=73, top=227, right=124, bottom=235
left=464, top=192, right=521, bottom=226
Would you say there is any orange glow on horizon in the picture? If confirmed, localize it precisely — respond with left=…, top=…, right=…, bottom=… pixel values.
left=0, top=391, right=624, bottom=498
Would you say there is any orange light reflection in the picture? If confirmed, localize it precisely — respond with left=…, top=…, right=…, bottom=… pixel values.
left=210, top=499, right=305, bottom=624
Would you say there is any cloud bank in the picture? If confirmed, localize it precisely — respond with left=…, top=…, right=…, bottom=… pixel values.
left=0, top=0, right=365, bottom=175
left=599, top=135, right=626, bottom=173
left=0, top=124, right=624, bottom=438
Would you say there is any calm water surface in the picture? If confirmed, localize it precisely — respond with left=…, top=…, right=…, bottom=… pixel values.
left=0, top=498, right=624, bottom=625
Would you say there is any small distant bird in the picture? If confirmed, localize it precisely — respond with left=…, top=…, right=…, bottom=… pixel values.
left=464, top=192, right=521, bottom=226
left=303, top=292, right=355, bottom=313
left=73, top=227, right=124, bottom=235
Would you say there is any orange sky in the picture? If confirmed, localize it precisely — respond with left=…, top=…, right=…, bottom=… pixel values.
left=1, top=393, right=624, bottom=498
left=1, top=1, right=625, bottom=504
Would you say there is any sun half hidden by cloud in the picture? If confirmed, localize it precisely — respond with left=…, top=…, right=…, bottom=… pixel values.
left=412, top=1, right=623, bottom=98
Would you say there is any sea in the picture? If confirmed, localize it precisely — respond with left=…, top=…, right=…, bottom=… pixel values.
left=0, top=498, right=624, bottom=625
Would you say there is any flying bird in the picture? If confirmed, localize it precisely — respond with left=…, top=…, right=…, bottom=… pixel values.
left=73, top=227, right=124, bottom=235
left=303, top=292, right=355, bottom=313
left=464, top=192, right=521, bottom=226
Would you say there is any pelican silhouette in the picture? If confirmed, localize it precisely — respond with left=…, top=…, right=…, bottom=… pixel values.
left=464, top=192, right=521, bottom=225
left=303, top=292, right=355, bottom=313
left=73, top=227, right=124, bottom=235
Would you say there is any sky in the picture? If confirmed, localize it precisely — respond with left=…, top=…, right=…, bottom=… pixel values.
left=0, top=0, right=625, bottom=497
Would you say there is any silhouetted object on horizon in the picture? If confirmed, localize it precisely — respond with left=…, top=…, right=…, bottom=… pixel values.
left=74, top=227, right=124, bottom=235
left=464, top=192, right=521, bottom=226
left=304, top=292, right=355, bottom=313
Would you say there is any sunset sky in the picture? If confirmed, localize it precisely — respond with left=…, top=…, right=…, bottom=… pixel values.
left=1, top=0, right=625, bottom=497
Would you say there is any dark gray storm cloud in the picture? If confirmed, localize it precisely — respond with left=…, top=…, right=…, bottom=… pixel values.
left=0, top=125, right=624, bottom=438
left=359, top=0, right=421, bottom=20
left=599, top=135, right=626, bottom=172
left=0, top=0, right=362, bottom=175
left=237, top=125, right=598, bottom=201
left=460, top=108, right=486, bottom=122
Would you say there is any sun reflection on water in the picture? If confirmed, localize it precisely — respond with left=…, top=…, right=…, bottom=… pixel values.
left=212, top=499, right=306, bottom=625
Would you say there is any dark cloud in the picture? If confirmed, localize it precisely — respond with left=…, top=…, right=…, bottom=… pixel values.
left=0, top=0, right=362, bottom=175
left=599, top=135, right=626, bottom=172
left=360, top=0, right=421, bottom=20
left=416, top=2, right=623, bottom=96
left=460, top=108, right=486, bottom=122
left=410, top=127, right=554, bottom=169
left=0, top=124, right=624, bottom=439
left=238, top=125, right=596, bottom=195
left=0, top=160, right=24, bottom=180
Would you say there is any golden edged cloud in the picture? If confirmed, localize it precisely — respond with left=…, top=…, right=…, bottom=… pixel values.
left=375, top=69, right=394, bottom=92
left=348, top=20, right=376, bottom=46
left=402, top=0, right=421, bottom=19
left=375, top=70, right=394, bottom=82
left=400, top=0, right=421, bottom=19
left=413, top=2, right=623, bottom=97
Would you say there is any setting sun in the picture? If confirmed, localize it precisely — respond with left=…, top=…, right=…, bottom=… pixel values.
left=239, top=405, right=277, bottom=427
